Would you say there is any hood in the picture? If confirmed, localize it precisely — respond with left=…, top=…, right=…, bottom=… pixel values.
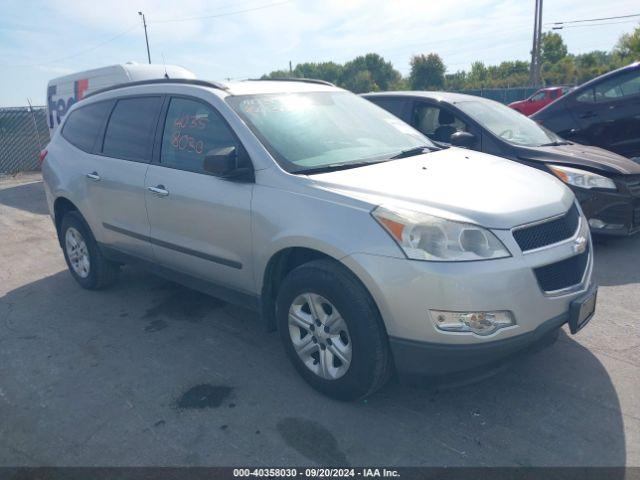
left=309, top=148, right=574, bottom=229
left=508, top=100, right=526, bottom=107
left=516, top=143, right=640, bottom=175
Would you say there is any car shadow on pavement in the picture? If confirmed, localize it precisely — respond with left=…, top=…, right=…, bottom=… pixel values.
left=0, top=180, right=49, bottom=216
left=593, top=234, right=640, bottom=286
left=0, top=266, right=627, bottom=468
left=368, top=329, right=626, bottom=467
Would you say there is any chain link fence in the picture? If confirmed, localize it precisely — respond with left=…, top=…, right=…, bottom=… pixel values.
left=0, top=106, right=50, bottom=175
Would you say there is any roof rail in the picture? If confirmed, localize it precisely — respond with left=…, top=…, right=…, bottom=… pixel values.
left=84, top=78, right=228, bottom=99
left=247, top=77, right=335, bottom=87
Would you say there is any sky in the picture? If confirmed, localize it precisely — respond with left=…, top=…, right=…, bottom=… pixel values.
left=0, top=0, right=638, bottom=106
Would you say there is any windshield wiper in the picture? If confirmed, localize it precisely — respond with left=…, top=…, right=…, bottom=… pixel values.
left=539, top=140, right=572, bottom=147
left=389, top=145, right=437, bottom=159
left=294, top=159, right=389, bottom=175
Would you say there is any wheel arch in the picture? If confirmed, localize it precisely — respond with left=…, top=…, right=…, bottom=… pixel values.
left=53, top=196, right=80, bottom=245
left=259, top=243, right=378, bottom=333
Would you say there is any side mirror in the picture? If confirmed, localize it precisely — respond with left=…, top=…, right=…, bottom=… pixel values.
left=203, top=146, right=253, bottom=181
left=450, top=131, right=476, bottom=148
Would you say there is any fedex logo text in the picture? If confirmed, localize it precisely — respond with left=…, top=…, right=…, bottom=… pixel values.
left=47, top=79, right=89, bottom=129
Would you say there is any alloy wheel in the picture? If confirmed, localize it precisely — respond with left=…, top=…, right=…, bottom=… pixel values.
left=288, top=293, right=352, bottom=380
left=65, top=227, right=90, bottom=278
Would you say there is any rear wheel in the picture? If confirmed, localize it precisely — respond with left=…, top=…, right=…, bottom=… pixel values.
left=60, top=211, right=119, bottom=289
left=276, top=259, right=392, bottom=400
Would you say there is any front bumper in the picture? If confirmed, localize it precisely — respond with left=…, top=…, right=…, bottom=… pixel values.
left=341, top=210, right=594, bottom=374
left=342, top=236, right=593, bottom=345
left=390, top=282, right=596, bottom=376
left=573, top=185, right=640, bottom=236
left=389, top=312, right=566, bottom=376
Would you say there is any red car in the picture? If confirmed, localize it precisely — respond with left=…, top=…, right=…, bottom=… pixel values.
left=509, top=87, right=570, bottom=116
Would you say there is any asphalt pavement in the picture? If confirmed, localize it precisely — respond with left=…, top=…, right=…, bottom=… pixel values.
left=0, top=173, right=638, bottom=467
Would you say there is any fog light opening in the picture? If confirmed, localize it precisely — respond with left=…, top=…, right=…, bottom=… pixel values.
left=588, top=218, right=605, bottom=229
left=430, top=310, right=515, bottom=336
left=589, top=218, right=624, bottom=230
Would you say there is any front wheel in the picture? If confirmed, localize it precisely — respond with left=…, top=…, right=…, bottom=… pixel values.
left=276, top=259, right=392, bottom=400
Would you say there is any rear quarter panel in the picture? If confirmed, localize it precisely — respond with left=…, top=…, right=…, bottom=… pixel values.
left=42, top=132, right=101, bottom=239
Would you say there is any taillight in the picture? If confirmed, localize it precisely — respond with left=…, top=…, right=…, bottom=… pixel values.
left=38, top=149, right=48, bottom=166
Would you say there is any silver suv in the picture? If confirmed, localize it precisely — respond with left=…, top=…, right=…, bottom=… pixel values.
left=42, top=78, right=596, bottom=400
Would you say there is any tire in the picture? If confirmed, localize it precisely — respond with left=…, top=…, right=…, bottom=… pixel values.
left=276, top=259, right=392, bottom=400
left=59, top=211, right=119, bottom=290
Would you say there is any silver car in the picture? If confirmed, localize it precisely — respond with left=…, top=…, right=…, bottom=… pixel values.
left=41, top=78, right=597, bottom=400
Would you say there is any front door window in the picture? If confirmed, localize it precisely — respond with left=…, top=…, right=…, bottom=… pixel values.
left=413, top=103, right=467, bottom=143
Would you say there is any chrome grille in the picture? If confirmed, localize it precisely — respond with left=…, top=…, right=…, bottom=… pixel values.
left=513, top=204, right=580, bottom=252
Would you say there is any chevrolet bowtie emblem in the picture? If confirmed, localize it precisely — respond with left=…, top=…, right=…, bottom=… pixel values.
left=573, top=236, right=588, bottom=254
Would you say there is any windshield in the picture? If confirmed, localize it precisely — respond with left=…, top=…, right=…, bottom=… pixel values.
left=455, top=99, right=565, bottom=147
left=226, top=91, right=432, bottom=173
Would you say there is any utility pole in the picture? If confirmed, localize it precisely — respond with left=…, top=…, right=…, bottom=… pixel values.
left=536, top=0, right=544, bottom=86
left=529, top=0, right=538, bottom=86
left=529, top=0, right=543, bottom=86
left=289, top=60, right=293, bottom=75
left=138, top=11, right=151, bottom=64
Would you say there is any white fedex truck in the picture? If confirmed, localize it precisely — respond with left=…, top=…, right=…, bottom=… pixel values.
left=46, top=62, right=196, bottom=135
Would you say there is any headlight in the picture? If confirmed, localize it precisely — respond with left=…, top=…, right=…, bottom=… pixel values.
left=548, top=165, right=616, bottom=190
left=372, top=205, right=511, bottom=261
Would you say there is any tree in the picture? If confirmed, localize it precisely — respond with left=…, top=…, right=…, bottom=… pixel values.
left=542, top=56, right=577, bottom=85
left=409, top=53, right=445, bottom=90
left=294, top=62, right=343, bottom=84
left=341, top=53, right=401, bottom=92
left=574, top=51, right=614, bottom=82
left=262, top=62, right=343, bottom=84
left=540, top=32, right=568, bottom=65
left=346, top=70, right=377, bottom=93
left=467, top=61, right=488, bottom=88
left=615, top=24, right=640, bottom=61
left=445, top=71, right=467, bottom=90
left=261, top=69, right=290, bottom=79
left=260, top=23, right=640, bottom=93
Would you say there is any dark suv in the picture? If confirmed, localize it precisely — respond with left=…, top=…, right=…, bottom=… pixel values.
left=532, top=62, right=640, bottom=160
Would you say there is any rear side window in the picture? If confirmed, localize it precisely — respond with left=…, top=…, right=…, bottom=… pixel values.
left=102, top=97, right=163, bottom=162
left=160, top=97, right=239, bottom=173
left=576, top=88, right=595, bottom=103
left=576, top=70, right=640, bottom=103
left=61, top=101, right=112, bottom=153
left=594, top=69, right=640, bottom=101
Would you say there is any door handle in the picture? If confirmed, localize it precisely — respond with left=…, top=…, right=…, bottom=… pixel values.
left=148, top=185, right=169, bottom=197
left=580, top=111, right=598, bottom=119
left=86, top=172, right=100, bottom=181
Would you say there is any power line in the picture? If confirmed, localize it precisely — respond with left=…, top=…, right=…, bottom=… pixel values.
left=2, top=1, right=290, bottom=68
left=552, top=19, right=640, bottom=30
left=152, top=1, right=290, bottom=24
left=546, top=13, right=640, bottom=25
left=2, top=24, right=138, bottom=68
